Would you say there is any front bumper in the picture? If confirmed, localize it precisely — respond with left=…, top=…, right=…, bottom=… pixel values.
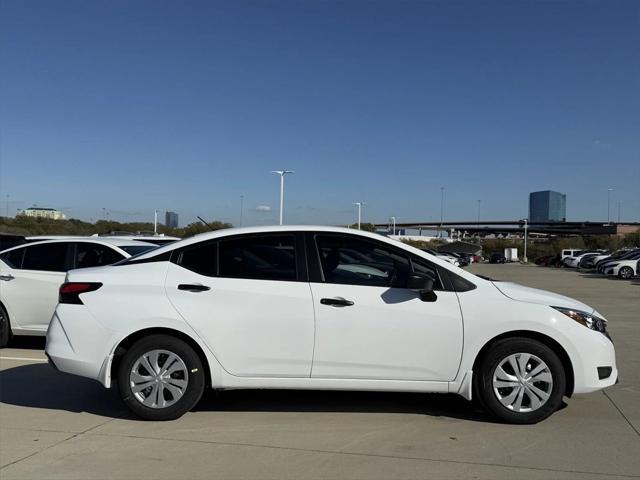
left=571, top=330, right=618, bottom=394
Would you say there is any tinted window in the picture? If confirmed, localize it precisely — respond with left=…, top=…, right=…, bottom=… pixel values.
left=75, top=243, right=124, bottom=269
left=410, top=256, right=443, bottom=290
left=0, top=247, right=26, bottom=268
left=178, top=242, right=217, bottom=276
left=120, top=245, right=157, bottom=256
left=22, top=243, right=70, bottom=272
left=219, top=235, right=296, bottom=281
left=315, top=235, right=410, bottom=287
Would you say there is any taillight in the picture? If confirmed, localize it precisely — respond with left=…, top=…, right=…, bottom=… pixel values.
left=59, top=282, right=102, bottom=304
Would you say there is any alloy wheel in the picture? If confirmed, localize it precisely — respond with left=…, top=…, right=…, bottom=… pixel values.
left=129, top=349, right=189, bottom=409
left=492, top=353, right=553, bottom=413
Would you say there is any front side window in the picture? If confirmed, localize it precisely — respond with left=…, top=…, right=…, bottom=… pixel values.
left=22, top=243, right=70, bottom=272
left=219, top=235, right=296, bottom=281
left=315, top=235, right=411, bottom=287
left=75, top=243, right=125, bottom=269
left=0, top=247, right=26, bottom=269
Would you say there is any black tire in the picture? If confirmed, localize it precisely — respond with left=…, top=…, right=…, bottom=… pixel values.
left=474, top=337, right=566, bottom=424
left=619, top=266, right=634, bottom=280
left=0, top=303, right=11, bottom=348
left=117, top=334, right=205, bottom=420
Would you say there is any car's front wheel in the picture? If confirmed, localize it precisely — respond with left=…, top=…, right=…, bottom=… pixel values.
left=117, top=334, right=205, bottom=420
left=619, top=266, right=634, bottom=280
left=475, top=337, right=566, bottom=424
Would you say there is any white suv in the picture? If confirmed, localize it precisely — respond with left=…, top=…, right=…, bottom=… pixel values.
left=45, top=226, right=617, bottom=424
left=0, top=238, right=156, bottom=346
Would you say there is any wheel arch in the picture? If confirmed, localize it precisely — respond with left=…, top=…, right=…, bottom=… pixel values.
left=110, top=327, right=212, bottom=388
left=472, top=330, right=575, bottom=397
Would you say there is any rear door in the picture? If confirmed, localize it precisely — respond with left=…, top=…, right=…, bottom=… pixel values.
left=0, top=242, right=71, bottom=332
left=308, top=233, right=463, bottom=381
left=165, top=233, right=315, bottom=377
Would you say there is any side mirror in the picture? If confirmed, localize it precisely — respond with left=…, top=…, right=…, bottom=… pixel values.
left=406, top=275, right=437, bottom=302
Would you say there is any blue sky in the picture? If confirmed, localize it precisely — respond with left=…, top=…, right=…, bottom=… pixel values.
left=1, top=0, right=638, bottom=227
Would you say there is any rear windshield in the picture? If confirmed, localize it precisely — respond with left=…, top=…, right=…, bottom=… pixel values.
left=120, top=245, right=158, bottom=256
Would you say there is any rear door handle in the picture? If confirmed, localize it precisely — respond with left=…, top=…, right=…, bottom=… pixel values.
left=178, top=284, right=211, bottom=292
left=320, top=297, right=354, bottom=307
left=0, top=274, right=15, bottom=281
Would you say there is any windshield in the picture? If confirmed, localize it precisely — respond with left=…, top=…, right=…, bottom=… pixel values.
left=121, top=245, right=158, bottom=256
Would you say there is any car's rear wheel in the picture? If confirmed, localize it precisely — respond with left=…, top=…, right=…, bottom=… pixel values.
left=619, top=266, right=634, bottom=280
left=0, top=304, right=11, bottom=348
left=475, top=337, right=566, bottom=424
left=117, top=334, right=205, bottom=420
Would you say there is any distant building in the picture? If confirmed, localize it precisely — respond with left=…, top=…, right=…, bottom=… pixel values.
left=165, top=211, right=179, bottom=228
left=529, top=191, right=566, bottom=222
left=18, top=207, right=66, bottom=220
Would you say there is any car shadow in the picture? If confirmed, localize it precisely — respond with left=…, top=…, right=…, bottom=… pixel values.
left=0, top=364, right=508, bottom=423
left=6, top=336, right=47, bottom=350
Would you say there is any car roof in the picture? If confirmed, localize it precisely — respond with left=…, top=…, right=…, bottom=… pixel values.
left=133, top=224, right=473, bottom=274
left=0, top=237, right=156, bottom=253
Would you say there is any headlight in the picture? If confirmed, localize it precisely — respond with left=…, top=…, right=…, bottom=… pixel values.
left=552, top=306, right=609, bottom=336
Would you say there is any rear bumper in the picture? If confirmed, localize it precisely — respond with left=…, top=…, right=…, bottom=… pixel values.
left=45, top=306, right=118, bottom=388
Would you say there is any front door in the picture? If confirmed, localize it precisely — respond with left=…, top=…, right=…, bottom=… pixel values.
left=308, top=233, right=463, bottom=381
left=165, top=233, right=315, bottom=377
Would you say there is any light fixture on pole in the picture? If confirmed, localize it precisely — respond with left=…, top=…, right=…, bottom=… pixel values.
left=353, top=202, right=366, bottom=230
left=390, top=216, right=396, bottom=235
left=271, top=170, right=294, bottom=225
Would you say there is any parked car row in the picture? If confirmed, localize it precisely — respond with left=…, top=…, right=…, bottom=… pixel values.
left=0, top=237, right=160, bottom=347
left=535, top=248, right=640, bottom=280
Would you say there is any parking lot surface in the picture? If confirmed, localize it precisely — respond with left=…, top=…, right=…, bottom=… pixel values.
left=1, top=264, right=639, bottom=479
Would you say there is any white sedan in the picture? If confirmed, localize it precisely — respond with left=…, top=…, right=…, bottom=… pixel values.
left=602, top=260, right=638, bottom=279
left=46, top=226, right=616, bottom=424
left=0, top=238, right=156, bottom=346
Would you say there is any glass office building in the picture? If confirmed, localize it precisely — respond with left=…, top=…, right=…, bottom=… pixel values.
left=165, top=211, right=179, bottom=228
left=529, top=191, right=566, bottom=222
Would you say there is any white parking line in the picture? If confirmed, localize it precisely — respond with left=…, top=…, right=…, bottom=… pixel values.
left=0, top=356, right=47, bottom=362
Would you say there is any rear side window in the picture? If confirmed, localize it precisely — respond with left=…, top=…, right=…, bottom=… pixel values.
left=75, top=243, right=125, bottom=269
left=178, top=242, right=217, bottom=277
left=0, top=247, right=26, bottom=268
left=22, top=243, right=70, bottom=272
left=219, top=235, right=296, bottom=281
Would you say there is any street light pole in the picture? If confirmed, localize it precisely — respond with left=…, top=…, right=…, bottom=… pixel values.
left=523, top=219, right=528, bottom=263
left=607, top=188, right=613, bottom=224
left=353, top=202, right=366, bottom=230
left=440, top=187, right=445, bottom=236
left=154, top=210, right=158, bottom=235
left=239, top=195, right=244, bottom=227
left=271, top=170, right=294, bottom=225
left=390, top=216, right=396, bottom=235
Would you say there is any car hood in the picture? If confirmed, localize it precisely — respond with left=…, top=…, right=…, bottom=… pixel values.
left=492, top=281, right=594, bottom=313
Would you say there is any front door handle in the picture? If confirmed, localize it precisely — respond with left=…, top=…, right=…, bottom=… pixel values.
left=178, top=284, right=211, bottom=292
left=0, top=274, right=15, bottom=281
left=320, top=297, right=354, bottom=307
